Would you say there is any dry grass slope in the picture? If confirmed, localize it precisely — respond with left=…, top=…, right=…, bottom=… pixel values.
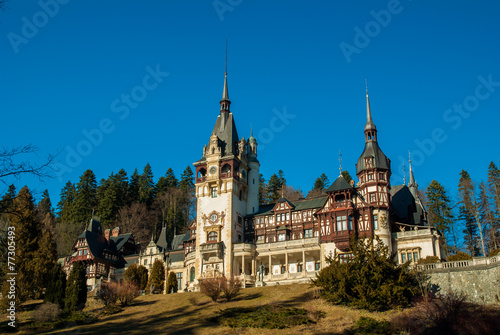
left=16, top=284, right=396, bottom=335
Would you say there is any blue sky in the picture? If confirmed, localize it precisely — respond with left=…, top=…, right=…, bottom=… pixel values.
left=1, top=0, right=500, bottom=207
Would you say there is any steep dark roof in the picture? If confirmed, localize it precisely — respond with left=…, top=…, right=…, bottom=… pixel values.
left=390, top=185, right=425, bottom=225
left=210, top=112, right=239, bottom=157
left=356, top=141, right=390, bottom=174
left=110, top=233, right=132, bottom=251
left=81, top=230, right=124, bottom=267
left=156, top=227, right=169, bottom=251
left=87, top=217, right=102, bottom=235
left=167, top=251, right=184, bottom=263
left=250, top=196, right=328, bottom=217
left=277, top=197, right=295, bottom=209
left=326, top=176, right=353, bottom=192
left=171, top=234, right=187, bottom=251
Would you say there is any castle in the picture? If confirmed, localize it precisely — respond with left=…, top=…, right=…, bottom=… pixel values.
left=63, top=69, right=445, bottom=292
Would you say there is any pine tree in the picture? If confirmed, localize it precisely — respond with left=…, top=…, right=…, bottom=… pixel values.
left=37, top=189, right=52, bottom=217
left=65, top=261, right=87, bottom=312
left=320, top=173, right=330, bottom=189
left=44, top=263, right=66, bottom=308
left=98, top=170, right=129, bottom=227
left=124, top=263, right=148, bottom=290
left=458, top=170, right=481, bottom=256
left=487, top=162, right=500, bottom=250
left=0, top=184, right=16, bottom=214
left=179, top=166, right=195, bottom=226
left=426, top=180, right=455, bottom=255
left=73, top=169, right=97, bottom=224
left=138, top=163, right=155, bottom=207
left=33, top=229, right=58, bottom=298
left=267, top=171, right=286, bottom=203
left=341, top=170, right=353, bottom=184
left=157, top=168, right=178, bottom=195
left=258, top=174, right=267, bottom=205
left=479, top=181, right=496, bottom=254
left=7, top=186, right=42, bottom=301
left=147, top=259, right=165, bottom=294
left=57, top=181, right=76, bottom=223
left=166, top=271, right=178, bottom=294
left=128, top=168, right=140, bottom=204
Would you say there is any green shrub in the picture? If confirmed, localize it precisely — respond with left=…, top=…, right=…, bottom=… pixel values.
left=147, top=259, right=165, bottom=294
left=312, top=236, right=419, bottom=311
left=64, top=261, right=87, bottom=312
left=447, top=251, right=472, bottom=262
left=345, top=317, right=392, bottom=335
left=124, top=263, right=148, bottom=290
left=418, top=256, right=440, bottom=264
left=210, top=304, right=321, bottom=329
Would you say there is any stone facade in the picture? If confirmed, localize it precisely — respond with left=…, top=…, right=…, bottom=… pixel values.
left=418, top=256, right=500, bottom=304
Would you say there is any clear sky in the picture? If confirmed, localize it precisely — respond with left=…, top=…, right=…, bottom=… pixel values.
left=2, top=0, right=500, bottom=207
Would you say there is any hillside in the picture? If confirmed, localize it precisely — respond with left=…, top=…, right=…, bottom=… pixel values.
left=20, top=284, right=394, bottom=335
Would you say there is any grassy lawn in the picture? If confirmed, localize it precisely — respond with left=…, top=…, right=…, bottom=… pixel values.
left=9, top=284, right=396, bottom=335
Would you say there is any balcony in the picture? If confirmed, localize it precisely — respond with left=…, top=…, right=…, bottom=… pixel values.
left=200, top=241, right=224, bottom=254
left=255, top=237, right=320, bottom=251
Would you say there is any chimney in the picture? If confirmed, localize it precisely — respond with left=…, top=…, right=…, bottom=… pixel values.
left=104, top=229, right=111, bottom=241
left=112, top=227, right=120, bottom=237
left=350, top=180, right=355, bottom=187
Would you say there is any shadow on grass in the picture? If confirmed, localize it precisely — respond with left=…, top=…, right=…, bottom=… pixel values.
left=230, top=292, right=262, bottom=302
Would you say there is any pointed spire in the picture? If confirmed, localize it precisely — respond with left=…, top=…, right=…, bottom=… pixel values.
left=408, top=151, right=416, bottom=187
left=364, top=80, right=377, bottom=142
left=403, top=162, right=406, bottom=186
left=220, top=39, right=231, bottom=112
left=339, top=150, right=343, bottom=176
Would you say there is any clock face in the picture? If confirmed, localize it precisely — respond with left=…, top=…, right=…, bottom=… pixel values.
left=209, top=166, right=217, bottom=175
left=210, top=213, right=218, bottom=222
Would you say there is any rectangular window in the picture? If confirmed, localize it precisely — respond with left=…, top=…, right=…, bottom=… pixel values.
left=176, top=272, right=183, bottom=292
left=401, top=253, right=407, bottom=263
left=78, top=250, right=82, bottom=256
left=298, top=264, right=303, bottom=272
left=348, top=216, right=353, bottom=230
left=211, top=187, right=217, bottom=198
left=373, top=214, right=378, bottom=230
left=281, top=265, right=286, bottom=274
left=281, top=213, right=285, bottom=221
left=304, top=229, right=313, bottom=238
left=370, top=193, right=376, bottom=203
left=368, top=174, right=374, bottom=180
left=286, top=212, right=290, bottom=221
left=83, top=249, right=87, bottom=255
left=278, top=233, right=286, bottom=241
left=257, top=235, right=264, bottom=242
left=315, top=262, right=320, bottom=271
left=408, top=253, right=413, bottom=262
left=379, top=173, right=385, bottom=180
left=336, top=215, right=347, bottom=231
left=277, top=215, right=281, bottom=222
left=413, top=252, right=419, bottom=262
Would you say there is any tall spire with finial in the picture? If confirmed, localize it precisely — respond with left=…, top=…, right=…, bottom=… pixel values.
left=364, top=79, right=377, bottom=142
left=339, top=150, right=343, bottom=176
left=220, top=38, right=230, bottom=112
left=408, top=151, right=417, bottom=197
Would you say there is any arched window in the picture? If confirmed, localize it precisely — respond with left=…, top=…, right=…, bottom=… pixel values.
left=208, top=231, right=218, bottom=242
left=190, top=267, right=195, bottom=282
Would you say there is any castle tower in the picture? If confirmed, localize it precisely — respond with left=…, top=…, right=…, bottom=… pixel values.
left=192, top=62, right=259, bottom=281
left=355, top=87, right=392, bottom=248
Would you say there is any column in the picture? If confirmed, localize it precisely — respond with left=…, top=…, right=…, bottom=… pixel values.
left=242, top=255, right=245, bottom=276
left=302, top=250, right=305, bottom=277
left=285, top=252, right=289, bottom=278
left=251, top=257, right=255, bottom=276
left=269, top=254, right=272, bottom=279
